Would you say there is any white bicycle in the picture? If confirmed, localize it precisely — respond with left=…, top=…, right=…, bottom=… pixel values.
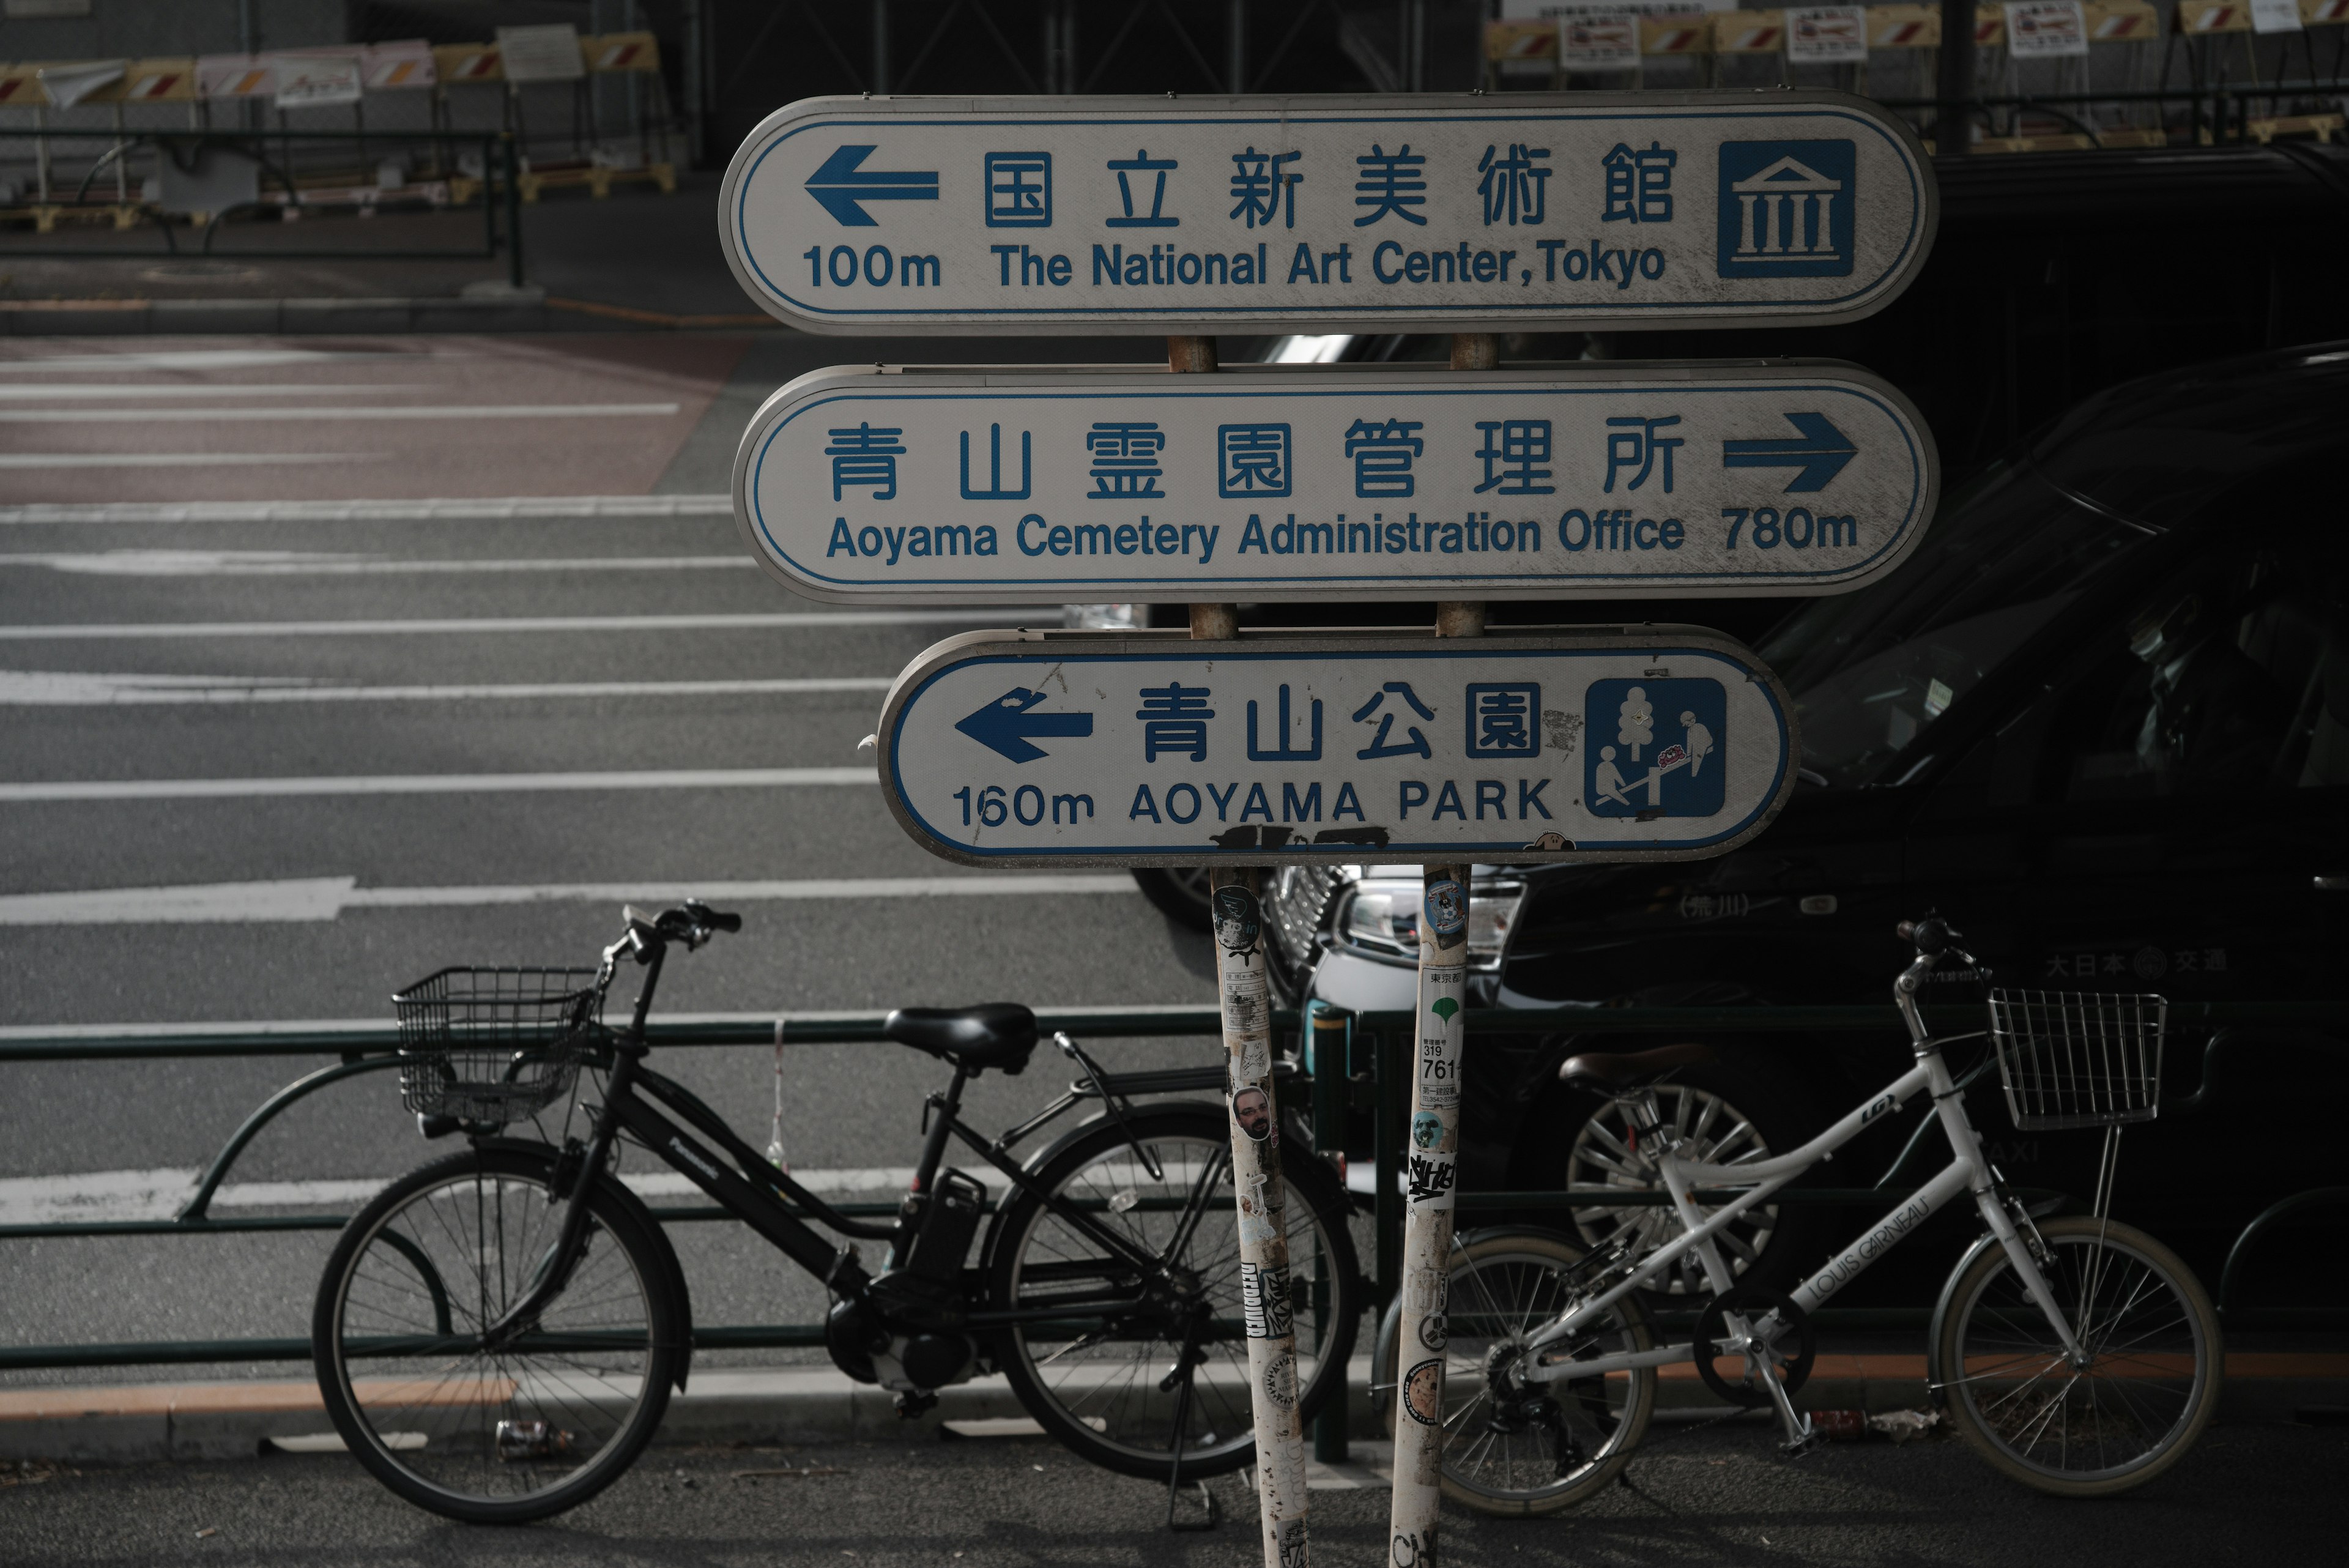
left=1377, top=916, right=2221, bottom=1514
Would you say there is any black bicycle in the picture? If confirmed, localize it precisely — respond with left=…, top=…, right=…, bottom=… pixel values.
left=310, top=902, right=1361, bottom=1523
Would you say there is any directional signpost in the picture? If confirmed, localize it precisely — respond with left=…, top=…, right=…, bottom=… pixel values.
left=735, top=363, right=1936, bottom=603
left=720, top=92, right=1935, bottom=334
left=719, top=83, right=1940, bottom=1568
left=880, top=629, right=1795, bottom=866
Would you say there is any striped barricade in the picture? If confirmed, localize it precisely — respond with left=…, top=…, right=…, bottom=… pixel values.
left=1711, top=10, right=1789, bottom=85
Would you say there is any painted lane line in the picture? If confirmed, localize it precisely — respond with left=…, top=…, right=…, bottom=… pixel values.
left=0, top=551, right=756, bottom=576
left=0, top=768, right=876, bottom=804
left=0, top=874, right=1136, bottom=924
left=0, top=1165, right=1025, bottom=1226
left=0, top=609, right=1028, bottom=640
left=0, top=403, right=681, bottom=423
left=0, top=1002, right=1211, bottom=1042
left=0, top=348, right=414, bottom=373
left=0, top=384, right=399, bottom=401
left=0, top=673, right=894, bottom=706
left=0, top=453, right=363, bottom=470
left=0, top=494, right=733, bottom=525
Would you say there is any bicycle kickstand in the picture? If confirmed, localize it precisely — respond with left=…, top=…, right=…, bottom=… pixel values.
left=1161, top=1321, right=1219, bottom=1532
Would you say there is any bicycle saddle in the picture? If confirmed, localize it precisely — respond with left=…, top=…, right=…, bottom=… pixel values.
left=1557, top=1041, right=1716, bottom=1092
left=883, top=1003, right=1038, bottom=1074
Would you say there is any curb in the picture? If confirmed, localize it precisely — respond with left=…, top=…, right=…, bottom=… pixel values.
left=5, top=1354, right=2344, bottom=1465
left=0, top=295, right=778, bottom=335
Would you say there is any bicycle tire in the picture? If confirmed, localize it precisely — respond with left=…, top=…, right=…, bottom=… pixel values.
left=1373, top=1228, right=1657, bottom=1516
left=987, top=1104, right=1362, bottom=1480
left=1937, top=1215, right=2221, bottom=1497
left=311, top=1144, right=681, bottom=1524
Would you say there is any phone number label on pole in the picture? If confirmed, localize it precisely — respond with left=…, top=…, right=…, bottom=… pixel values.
left=877, top=630, right=1797, bottom=868
left=721, top=92, right=1935, bottom=333
left=734, top=363, right=1935, bottom=603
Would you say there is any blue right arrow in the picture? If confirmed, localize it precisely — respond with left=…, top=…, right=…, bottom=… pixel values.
left=804, top=144, right=940, bottom=226
left=1721, top=412, right=1858, bottom=493
left=956, top=688, right=1093, bottom=764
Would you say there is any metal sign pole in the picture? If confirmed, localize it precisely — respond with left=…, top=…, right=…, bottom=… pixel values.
left=1178, top=329, right=1310, bottom=1568
left=1389, top=334, right=1492, bottom=1568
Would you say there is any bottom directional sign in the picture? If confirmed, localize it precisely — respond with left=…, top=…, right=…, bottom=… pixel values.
left=877, top=629, right=1797, bottom=867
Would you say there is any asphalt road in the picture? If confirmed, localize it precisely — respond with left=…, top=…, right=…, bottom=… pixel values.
left=5, top=1418, right=2341, bottom=1567
left=0, top=327, right=1233, bottom=1379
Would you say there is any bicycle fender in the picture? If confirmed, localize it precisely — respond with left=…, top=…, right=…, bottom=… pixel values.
left=1924, top=1231, right=2006, bottom=1410
left=473, top=1137, right=696, bottom=1394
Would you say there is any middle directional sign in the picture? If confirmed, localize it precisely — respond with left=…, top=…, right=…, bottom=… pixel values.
left=734, top=361, right=1937, bottom=603
left=878, top=627, right=1797, bottom=867
left=721, top=92, right=1936, bottom=333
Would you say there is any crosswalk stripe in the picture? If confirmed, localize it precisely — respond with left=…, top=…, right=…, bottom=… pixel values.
left=0, top=768, right=875, bottom=803
left=0, top=874, right=1137, bottom=924
left=0, top=610, right=1025, bottom=640
left=0, top=672, right=893, bottom=705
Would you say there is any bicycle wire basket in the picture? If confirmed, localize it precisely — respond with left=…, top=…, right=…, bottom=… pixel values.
left=392, top=966, right=604, bottom=1124
left=1984, top=988, right=2167, bottom=1132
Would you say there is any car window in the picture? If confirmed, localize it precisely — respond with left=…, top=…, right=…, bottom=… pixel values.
left=2054, top=546, right=2349, bottom=800
left=1756, top=463, right=2145, bottom=788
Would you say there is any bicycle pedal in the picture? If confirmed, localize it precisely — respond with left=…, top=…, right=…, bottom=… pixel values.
left=1777, top=1425, right=1825, bottom=1459
left=893, top=1389, right=938, bottom=1419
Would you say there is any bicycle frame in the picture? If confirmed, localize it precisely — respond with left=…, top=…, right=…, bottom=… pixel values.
left=1521, top=953, right=2089, bottom=1388
left=478, top=938, right=1221, bottom=1350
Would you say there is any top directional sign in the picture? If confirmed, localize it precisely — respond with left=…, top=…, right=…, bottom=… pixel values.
left=720, top=92, right=1936, bottom=335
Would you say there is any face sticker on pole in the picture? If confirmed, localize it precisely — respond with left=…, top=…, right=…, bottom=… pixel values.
left=1211, top=869, right=1312, bottom=1566
left=1392, top=864, right=1468, bottom=1544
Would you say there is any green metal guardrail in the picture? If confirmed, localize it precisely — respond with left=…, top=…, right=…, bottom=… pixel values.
left=2, top=998, right=2343, bottom=1381
left=0, top=127, right=526, bottom=287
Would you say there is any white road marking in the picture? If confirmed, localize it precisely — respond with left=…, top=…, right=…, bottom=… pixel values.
left=0, top=403, right=680, bottom=423
left=0, top=672, right=892, bottom=705
left=0, top=384, right=393, bottom=401
left=0, top=874, right=1135, bottom=924
left=0, top=349, right=408, bottom=373
left=0, top=453, right=362, bottom=470
left=0, top=1165, right=1004, bottom=1225
left=0, top=768, right=875, bottom=803
left=0, top=551, right=755, bottom=576
left=0, top=610, right=1030, bottom=640
left=0, top=1001, right=1209, bottom=1041
left=0, top=494, right=733, bottom=524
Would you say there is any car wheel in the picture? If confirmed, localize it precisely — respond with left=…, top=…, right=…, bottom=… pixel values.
left=1130, top=867, right=1214, bottom=931
left=1513, top=1049, right=1830, bottom=1299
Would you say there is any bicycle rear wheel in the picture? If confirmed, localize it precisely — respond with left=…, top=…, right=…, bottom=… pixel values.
left=1937, top=1216, right=2220, bottom=1496
left=311, top=1145, right=681, bottom=1523
left=1375, top=1229, right=1657, bottom=1515
left=988, top=1105, right=1362, bottom=1479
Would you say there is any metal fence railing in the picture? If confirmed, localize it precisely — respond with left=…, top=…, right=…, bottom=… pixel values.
left=3, top=998, right=2342, bottom=1391
left=0, top=127, right=525, bottom=286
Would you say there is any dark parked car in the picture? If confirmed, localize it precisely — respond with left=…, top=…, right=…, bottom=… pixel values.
left=1277, top=341, right=2349, bottom=1307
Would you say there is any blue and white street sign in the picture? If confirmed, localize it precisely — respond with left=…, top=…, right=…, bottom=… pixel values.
left=720, top=93, right=1935, bottom=334
left=733, top=362, right=1936, bottom=603
left=876, top=629, right=1797, bottom=867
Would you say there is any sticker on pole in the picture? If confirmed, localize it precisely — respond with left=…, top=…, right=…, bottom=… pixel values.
left=874, top=628, right=1797, bottom=868
left=719, top=91, right=1935, bottom=334
left=734, top=362, right=1936, bottom=604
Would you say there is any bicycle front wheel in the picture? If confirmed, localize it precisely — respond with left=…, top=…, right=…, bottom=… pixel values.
left=311, top=1145, right=681, bottom=1523
left=1937, top=1215, right=2221, bottom=1496
left=989, top=1105, right=1362, bottom=1479
left=1376, top=1229, right=1657, bottom=1515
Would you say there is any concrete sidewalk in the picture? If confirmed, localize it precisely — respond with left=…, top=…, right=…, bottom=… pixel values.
left=0, top=173, right=770, bottom=334
left=9, top=1352, right=2345, bottom=1465
left=4, top=1416, right=2345, bottom=1567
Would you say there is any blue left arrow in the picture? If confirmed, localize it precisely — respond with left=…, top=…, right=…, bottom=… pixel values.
left=956, top=688, right=1094, bottom=764
left=804, top=144, right=939, bottom=226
